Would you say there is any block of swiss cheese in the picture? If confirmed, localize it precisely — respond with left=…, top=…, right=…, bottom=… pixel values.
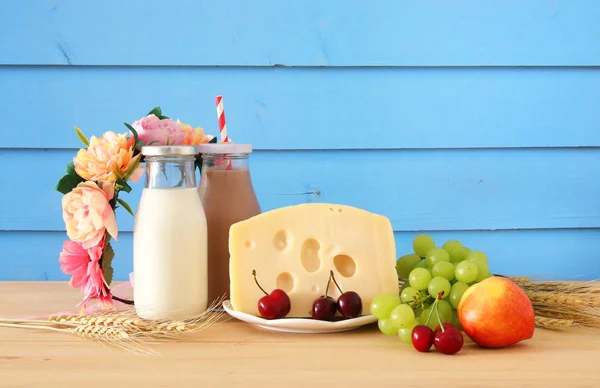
left=228, top=203, right=399, bottom=318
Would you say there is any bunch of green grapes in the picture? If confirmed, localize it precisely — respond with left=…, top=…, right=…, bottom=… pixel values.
left=372, top=234, right=493, bottom=343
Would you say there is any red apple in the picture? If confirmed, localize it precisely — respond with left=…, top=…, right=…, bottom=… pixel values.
left=457, top=276, right=535, bottom=348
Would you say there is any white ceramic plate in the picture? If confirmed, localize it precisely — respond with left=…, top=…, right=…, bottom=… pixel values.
left=222, top=300, right=378, bottom=334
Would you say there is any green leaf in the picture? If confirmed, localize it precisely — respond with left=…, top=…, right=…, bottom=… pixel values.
left=101, top=241, right=115, bottom=285
left=66, top=162, right=77, bottom=176
left=116, top=198, right=135, bottom=217
left=55, top=173, right=85, bottom=194
left=195, top=156, right=203, bottom=174
left=124, top=123, right=139, bottom=143
left=148, top=140, right=159, bottom=145
left=147, top=107, right=162, bottom=117
left=135, top=140, right=145, bottom=147
left=73, top=126, right=89, bottom=147
left=116, top=179, right=132, bottom=193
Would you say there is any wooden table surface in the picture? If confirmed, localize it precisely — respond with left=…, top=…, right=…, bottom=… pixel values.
left=1, top=282, right=599, bottom=387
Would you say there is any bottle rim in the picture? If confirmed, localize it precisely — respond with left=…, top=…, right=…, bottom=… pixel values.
left=197, top=143, right=252, bottom=154
left=141, top=145, right=198, bottom=156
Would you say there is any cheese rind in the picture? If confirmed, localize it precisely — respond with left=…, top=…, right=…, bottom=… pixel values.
left=229, top=203, right=399, bottom=318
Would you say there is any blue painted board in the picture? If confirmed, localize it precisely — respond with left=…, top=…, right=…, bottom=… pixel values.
left=2, top=1, right=600, bottom=66
left=2, top=148, right=599, bottom=232
left=2, top=67, right=600, bottom=150
left=1, top=230, right=598, bottom=282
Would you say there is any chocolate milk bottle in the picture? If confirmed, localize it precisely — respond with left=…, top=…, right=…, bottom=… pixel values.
left=197, top=143, right=261, bottom=307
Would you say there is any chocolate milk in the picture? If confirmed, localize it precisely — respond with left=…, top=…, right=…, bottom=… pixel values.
left=198, top=168, right=261, bottom=305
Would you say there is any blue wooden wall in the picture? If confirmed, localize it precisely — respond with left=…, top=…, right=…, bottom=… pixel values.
left=1, top=0, right=599, bottom=281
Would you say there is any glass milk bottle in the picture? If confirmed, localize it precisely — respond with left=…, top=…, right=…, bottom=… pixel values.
left=197, top=143, right=261, bottom=306
left=133, top=146, right=208, bottom=320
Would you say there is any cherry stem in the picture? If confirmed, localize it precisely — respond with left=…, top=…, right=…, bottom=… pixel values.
left=425, top=300, right=437, bottom=326
left=434, top=299, right=444, bottom=333
left=252, top=270, right=268, bottom=296
left=330, top=270, right=344, bottom=294
left=324, top=271, right=333, bottom=298
left=425, top=291, right=445, bottom=327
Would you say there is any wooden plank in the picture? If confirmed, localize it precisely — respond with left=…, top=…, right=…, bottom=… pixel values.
left=2, top=229, right=599, bottom=281
left=0, top=282, right=599, bottom=387
left=2, top=66, right=600, bottom=150
left=1, top=1, right=600, bottom=66
left=2, top=148, right=599, bottom=232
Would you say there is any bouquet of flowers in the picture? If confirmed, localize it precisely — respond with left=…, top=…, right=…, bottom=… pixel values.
left=55, top=107, right=216, bottom=313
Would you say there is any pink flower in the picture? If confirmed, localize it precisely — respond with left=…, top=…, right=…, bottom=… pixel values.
left=58, top=239, right=114, bottom=310
left=62, top=181, right=118, bottom=249
left=131, top=114, right=184, bottom=146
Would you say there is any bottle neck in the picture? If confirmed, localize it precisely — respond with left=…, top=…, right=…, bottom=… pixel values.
left=145, top=155, right=197, bottom=189
left=201, top=153, right=251, bottom=171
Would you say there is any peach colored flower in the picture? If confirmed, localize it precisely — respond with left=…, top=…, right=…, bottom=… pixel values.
left=58, top=239, right=114, bottom=310
left=62, top=181, right=118, bottom=249
left=74, top=131, right=141, bottom=184
left=179, top=122, right=214, bottom=146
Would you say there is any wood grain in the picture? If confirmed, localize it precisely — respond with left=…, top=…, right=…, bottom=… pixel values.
left=3, top=67, right=600, bottom=150
left=1, top=282, right=599, bottom=387
left=2, top=1, right=600, bottom=66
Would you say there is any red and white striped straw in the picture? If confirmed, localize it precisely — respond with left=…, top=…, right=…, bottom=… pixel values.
left=216, top=95, right=229, bottom=143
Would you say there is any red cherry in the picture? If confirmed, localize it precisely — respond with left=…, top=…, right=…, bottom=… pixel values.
left=433, top=326, right=464, bottom=355
left=258, top=289, right=291, bottom=320
left=337, top=291, right=363, bottom=318
left=312, top=296, right=337, bottom=321
left=411, top=325, right=434, bottom=352
left=434, top=322, right=455, bottom=335
left=253, top=270, right=291, bottom=320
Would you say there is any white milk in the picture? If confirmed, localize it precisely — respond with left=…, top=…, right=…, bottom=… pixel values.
left=133, top=187, right=208, bottom=320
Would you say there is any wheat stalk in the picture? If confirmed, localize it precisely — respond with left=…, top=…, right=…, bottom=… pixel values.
left=509, top=277, right=600, bottom=329
left=0, top=296, right=228, bottom=355
left=534, top=316, right=574, bottom=330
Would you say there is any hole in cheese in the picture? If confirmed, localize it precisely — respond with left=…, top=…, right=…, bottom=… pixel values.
left=276, top=272, right=295, bottom=293
left=273, top=230, right=289, bottom=251
left=301, top=238, right=321, bottom=273
left=334, top=254, right=356, bottom=277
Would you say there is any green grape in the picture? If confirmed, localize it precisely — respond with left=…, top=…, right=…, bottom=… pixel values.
left=437, top=299, right=453, bottom=323
left=398, top=321, right=418, bottom=344
left=442, top=240, right=465, bottom=262
left=425, top=248, right=450, bottom=267
left=449, top=281, right=469, bottom=308
left=408, top=268, right=432, bottom=291
left=413, top=234, right=435, bottom=258
left=466, top=250, right=488, bottom=264
left=450, top=310, right=462, bottom=330
left=428, top=277, right=451, bottom=299
left=474, top=261, right=492, bottom=282
left=432, top=261, right=455, bottom=281
left=400, top=286, right=419, bottom=303
left=414, top=307, right=423, bottom=320
left=420, top=308, right=438, bottom=330
left=396, top=254, right=422, bottom=279
left=452, top=247, right=471, bottom=263
left=390, top=304, right=417, bottom=329
left=370, top=294, right=401, bottom=320
left=455, top=261, right=478, bottom=283
left=414, top=259, right=428, bottom=270
left=378, top=318, right=398, bottom=336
